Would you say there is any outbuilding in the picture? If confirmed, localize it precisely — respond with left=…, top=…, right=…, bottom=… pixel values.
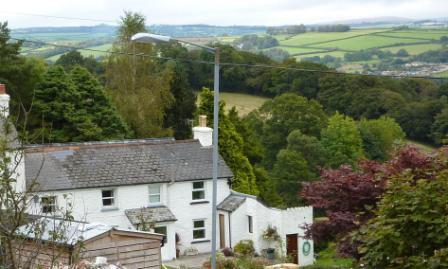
left=15, top=218, right=164, bottom=269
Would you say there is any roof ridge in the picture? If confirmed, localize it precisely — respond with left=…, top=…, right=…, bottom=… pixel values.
left=25, top=138, right=200, bottom=153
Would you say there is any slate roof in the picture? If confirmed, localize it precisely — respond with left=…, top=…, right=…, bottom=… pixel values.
left=217, top=192, right=248, bottom=212
left=125, top=206, right=177, bottom=224
left=25, top=139, right=233, bottom=192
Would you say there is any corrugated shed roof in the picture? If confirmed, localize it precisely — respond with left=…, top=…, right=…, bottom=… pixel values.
left=25, top=139, right=233, bottom=191
left=18, top=218, right=161, bottom=246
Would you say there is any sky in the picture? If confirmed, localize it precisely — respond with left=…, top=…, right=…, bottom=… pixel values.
left=1, top=0, right=447, bottom=28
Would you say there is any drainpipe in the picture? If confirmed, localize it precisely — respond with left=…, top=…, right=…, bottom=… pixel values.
left=228, top=212, right=232, bottom=248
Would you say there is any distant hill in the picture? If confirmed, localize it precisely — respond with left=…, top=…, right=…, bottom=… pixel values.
left=12, top=24, right=267, bottom=38
left=319, top=16, right=448, bottom=28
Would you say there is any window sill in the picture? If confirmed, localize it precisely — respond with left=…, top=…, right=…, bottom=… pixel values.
left=191, top=239, right=210, bottom=244
left=190, top=200, right=209, bottom=205
left=147, top=203, right=163, bottom=207
left=101, top=206, right=119, bottom=212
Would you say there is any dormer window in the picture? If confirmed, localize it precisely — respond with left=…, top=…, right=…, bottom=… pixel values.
left=192, top=181, right=205, bottom=200
left=149, top=184, right=161, bottom=205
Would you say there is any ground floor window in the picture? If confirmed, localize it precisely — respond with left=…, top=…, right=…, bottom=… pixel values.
left=193, top=219, right=206, bottom=239
left=154, top=226, right=167, bottom=243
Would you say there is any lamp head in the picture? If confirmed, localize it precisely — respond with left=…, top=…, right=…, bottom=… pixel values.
left=131, top=33, right=171, bottom=43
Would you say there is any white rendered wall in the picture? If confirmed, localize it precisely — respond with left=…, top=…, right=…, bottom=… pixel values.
left=29, top=178, right=231, bottom=261
left=228, top=196, right=313, bottom=265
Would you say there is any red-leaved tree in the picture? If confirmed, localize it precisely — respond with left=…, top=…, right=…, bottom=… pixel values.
left=301, top=145, right=441, bottom=257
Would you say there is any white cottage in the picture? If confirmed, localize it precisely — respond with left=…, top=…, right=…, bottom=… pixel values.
left=0, top=85, right=313, bottom=266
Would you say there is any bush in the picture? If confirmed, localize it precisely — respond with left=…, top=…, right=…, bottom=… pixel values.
left=234, top=240, right=255, bottom=256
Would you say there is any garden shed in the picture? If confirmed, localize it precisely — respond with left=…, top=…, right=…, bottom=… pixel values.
left=15, top=218, right=164, bottom=269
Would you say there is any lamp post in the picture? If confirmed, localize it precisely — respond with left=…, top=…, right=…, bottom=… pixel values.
left=131, top=33, right=220, bottom=269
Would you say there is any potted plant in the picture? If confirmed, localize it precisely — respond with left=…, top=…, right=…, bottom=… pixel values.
left=262, top=225, right=281, bottom=260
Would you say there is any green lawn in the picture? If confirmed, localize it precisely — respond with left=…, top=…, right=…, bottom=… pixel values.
left=305, top=243, right=354, bottom=269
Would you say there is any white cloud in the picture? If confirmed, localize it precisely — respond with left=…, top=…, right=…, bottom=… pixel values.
left=1, top=0, right=447, bottom=28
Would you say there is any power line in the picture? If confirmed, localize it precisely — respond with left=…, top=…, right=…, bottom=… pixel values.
left=5, top=34, right=447, bottom=81
left=0, top=11, right=117, bottom=24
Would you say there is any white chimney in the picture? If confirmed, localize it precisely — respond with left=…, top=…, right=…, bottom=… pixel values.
left=193, top=115, right=213, bottom=147
left=0, top=84, right=10, bottom=118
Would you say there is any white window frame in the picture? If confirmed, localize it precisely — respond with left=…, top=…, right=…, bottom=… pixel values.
left=192, top=181, right=205, bottom=201
left=101, top=189, right=116, bottom=208
left=41, top=196, right=57, bottom=214
left=148, top=184, right=161, bottom=205
left=192, top=219, right=206, bottom=240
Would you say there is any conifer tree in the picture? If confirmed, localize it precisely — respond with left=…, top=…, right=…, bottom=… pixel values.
left=197, top=88, right=259, bottom=195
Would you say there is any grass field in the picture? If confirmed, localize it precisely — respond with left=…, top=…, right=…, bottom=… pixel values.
left=433, top=70, right=448, bottom=78
left=219, top=92, right=269, bottom=115
left=274, top=46, right=328, bottom=55
left=46, top=43, right=113, bottom=61
left=381, top=43, right=443, bottom=55
left=294, top=50, right=347, bottom=60
left=313, top=35, right=422, bottom=51
left=197, top=92, right=268, bottom=116
left=278, top=29, right=382, bottom=47
left=378, top=30, right=448, bottom=40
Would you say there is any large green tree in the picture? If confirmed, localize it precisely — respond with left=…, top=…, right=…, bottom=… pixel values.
left=431, top=107, right=448, bottom=145
left=197, top=88, right=259, bottom=195
left=162, top=60, right=196, bottom=140
left=106, top=11, right=173, bottom=138
left=272, top=148, right=310, bottom=206
left=31, top=66, right=129, bottom=142
left=321, top=113, right=364, bottom=168
left=0, top=22, right=46, bottom=124
left=358, top=116, right=405, bottom=161
left=258, top=93, right=328, bottom=166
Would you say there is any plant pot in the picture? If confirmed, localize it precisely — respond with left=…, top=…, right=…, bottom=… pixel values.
left=266, top=248, right=275, bottom=260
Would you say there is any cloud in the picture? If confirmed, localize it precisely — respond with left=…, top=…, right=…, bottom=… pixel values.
left=1, top=0, right=447, bottom=28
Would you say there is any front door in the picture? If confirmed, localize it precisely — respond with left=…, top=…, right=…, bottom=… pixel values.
left=219, top=214, right=225, bottom=249
left=286, top=233, right=298, bottom=264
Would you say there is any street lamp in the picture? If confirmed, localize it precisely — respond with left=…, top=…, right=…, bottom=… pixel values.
left=131, top=33, right=220, bottom=269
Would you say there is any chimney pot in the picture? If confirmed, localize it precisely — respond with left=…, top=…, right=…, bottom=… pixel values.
left=0, top=84, right=6, bottom=94
left=199, top=115, right=207, bottom=127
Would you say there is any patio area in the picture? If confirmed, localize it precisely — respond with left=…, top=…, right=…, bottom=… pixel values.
left=163, top=253, right=210, bottom=269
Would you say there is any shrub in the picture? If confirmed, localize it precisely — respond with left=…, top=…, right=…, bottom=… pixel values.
left=234, top=240, right=255, bottom=256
